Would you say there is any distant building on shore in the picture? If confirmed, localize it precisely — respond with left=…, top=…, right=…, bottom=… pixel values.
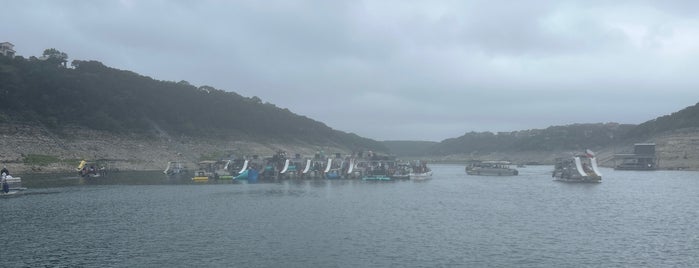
left=614, top=143, right=658, bottom=170
left=0, top=42, right=15, bottom=57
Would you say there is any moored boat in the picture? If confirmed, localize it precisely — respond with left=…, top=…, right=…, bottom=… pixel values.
left=409, top=161, right=432, bottom=180
left=362, top=173, right=392, bottom=181
left=614, top=143, right=658, bottom=171
left=359, top=159, right=393, bottom=181
left=552, top=150, right=602, bottom=183
left=191, top=159, right=240, bottom=181
left=192, top=170, right=211, bottom=181
left=465, top=160, right=518, bottom=176
left=390, top=162, right=411, bottom=180
left=234, top=168, right=259, bottom=183
left=76, top=160, right=107, bottom=178
left=191, top=160, right=218, bottom=181
left=409, top=171, right=432, bottom=180
left=164, top=161, right=189, bottom=176
left=2, top=174, right=23, bottom=191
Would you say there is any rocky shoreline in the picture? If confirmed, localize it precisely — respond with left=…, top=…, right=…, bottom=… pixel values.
left=2, top=123, right=697, bottom=175
left=0, top=123, right=350, bottom=174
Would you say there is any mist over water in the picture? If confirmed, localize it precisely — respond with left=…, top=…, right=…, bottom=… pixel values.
left=2, top=165, right=698, bottom=267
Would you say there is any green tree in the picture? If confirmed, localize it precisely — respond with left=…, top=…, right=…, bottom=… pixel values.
left=42, top=48, right=68, bottom=67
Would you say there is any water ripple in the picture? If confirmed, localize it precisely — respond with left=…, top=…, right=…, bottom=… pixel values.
left=2, top=165, right=698, bottom=267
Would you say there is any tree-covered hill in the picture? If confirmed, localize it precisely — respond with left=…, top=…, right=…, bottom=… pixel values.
left=431, top=123, right=635, bottom=155
left=386, top=100, right=699, bottom=158
left=0, top=54, right=386, bottom=152
left=623, top=102, right=699, bottom=140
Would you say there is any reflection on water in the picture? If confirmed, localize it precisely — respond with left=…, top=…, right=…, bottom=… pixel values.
left=3, top=165, right=699, bottom=267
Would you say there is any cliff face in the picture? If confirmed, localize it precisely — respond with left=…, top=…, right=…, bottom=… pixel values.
left=0, top=123, right=349, bottom=173
left=651, top=128, right=699, bottom=170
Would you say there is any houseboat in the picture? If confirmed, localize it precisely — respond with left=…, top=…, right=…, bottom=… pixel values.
left=192, top=160, right=233, bottom=181
left=614, top=143, right=658, bottom=170
left=164, top=161, right=189, bottom=176
left=465, top=160, right=518, bottom=176
left=552, top=150, right=602, bottom=183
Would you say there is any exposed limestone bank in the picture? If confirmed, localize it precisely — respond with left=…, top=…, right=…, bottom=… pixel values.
left=592, top=128, right=699, bottom=171
left=2, top=123, right=697, bottom=174
left=649, top=128, right=699, bottom=170
left=0, top=123, right=349, bottom=174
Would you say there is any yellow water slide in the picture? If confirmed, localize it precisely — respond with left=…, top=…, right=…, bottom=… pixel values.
left=77, top=160, right=87, bottom=171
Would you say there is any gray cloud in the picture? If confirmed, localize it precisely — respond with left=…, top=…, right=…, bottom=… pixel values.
left=2, top=0, right=699, bottom=141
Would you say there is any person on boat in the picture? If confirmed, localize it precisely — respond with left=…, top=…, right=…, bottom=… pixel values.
left=1, top=166, right=9, bottom=177
left=1, top=174, right=8, bottom=193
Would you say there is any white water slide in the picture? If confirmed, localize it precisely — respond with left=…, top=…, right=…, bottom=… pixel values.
left=238, top=160, right=249, bottom=174
left=302, top=159, right=311, bottom=174
left=280, top=159, right=290, bottom=174
left=346, top=158, right=354, bottom=174
left=323, top=158, right=333, bottom=173
left=574, top=157, right=587, bottom=177
left=590, top=157, right=602, bottom=176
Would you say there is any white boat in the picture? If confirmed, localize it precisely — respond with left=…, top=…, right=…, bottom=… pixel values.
left=2, top=174, right=23, bottom=191
left=465, top=160, right=518, bottom=176
left=409, top=161, right=432, bottom=180
left=409, top=171, right=433, bottom=180
left=552, top=150, right=602, bottom=183
left=164, top=161, right=189, bottom=176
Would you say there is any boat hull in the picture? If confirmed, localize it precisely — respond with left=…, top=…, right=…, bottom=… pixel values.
left=553, top=176, right=601, bottom=183
left=235, top=169, right=259, bottom=183
left=192, top=176, right=209, bottom=181
left=3, top=176, right=22, bottom=190
left=390, top=174, right=410, bottom=180
left=552, top=154, right=602, bottom=183
left=552, top=169, right=601, bottom=183
left=466, top=168, right=518, bottom=176
left=409, top=171, right=433, bottom=180
left=217, top=175, right=234, bottom=180
left=362, top=175, right=392, bottom=181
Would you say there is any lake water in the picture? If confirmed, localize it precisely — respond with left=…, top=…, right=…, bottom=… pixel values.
left=2, top=164, right=698, bottom=267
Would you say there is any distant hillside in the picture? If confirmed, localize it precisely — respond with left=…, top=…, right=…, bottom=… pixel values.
left=381, top=102, right=699, bottom=170
left=0, top=54, right=386, bottom=152
left=381, top=140, right=439, bottom=157
left=430, top=123, right=635, bottom=155
left=623, top=102, right=699, bottom=140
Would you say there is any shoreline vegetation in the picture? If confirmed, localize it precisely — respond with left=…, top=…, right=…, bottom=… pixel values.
left=2, top=123, right=697, bottom=175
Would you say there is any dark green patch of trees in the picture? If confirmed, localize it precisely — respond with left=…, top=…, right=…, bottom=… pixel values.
left=623, top=102, right=699, bottom=139
left=0, top=52, right=386, bottom=151
left=385, top=102, right=699, bottom=157
left=429, top=123, right=635, bottom=156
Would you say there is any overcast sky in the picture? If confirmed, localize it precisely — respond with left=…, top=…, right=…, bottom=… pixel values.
left=3, top=1, right=699, bottom=141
